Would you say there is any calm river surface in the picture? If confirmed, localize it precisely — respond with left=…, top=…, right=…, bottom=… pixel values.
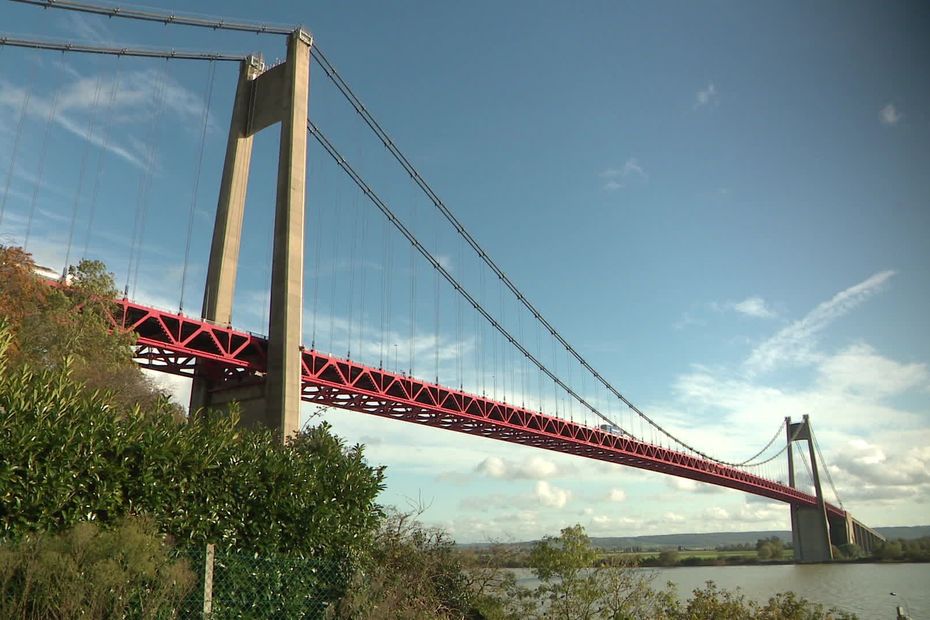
left=510, top=564, right=929, bottom=618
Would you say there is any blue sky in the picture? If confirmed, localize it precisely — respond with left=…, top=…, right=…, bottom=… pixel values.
left=1, top=1, right=928, bottom=541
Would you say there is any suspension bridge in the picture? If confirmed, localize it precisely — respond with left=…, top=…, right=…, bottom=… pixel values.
left=0, top=0, right=884, bottom=562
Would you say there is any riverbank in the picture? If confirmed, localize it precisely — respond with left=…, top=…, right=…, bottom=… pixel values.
left=504, top=563, right=930, bottom=618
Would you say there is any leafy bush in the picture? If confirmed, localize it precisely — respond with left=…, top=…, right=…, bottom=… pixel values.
left=330, top=510, right=479, bottom=619
left=0, top=319, right=383, bottom=601
left=0, top=517, right=194, bottom=620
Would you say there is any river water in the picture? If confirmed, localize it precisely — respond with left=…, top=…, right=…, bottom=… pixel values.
left=510, top=564, right=929, bottom=618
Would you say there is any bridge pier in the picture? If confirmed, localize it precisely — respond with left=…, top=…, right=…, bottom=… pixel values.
left=786, top=416, right=833, bottom=562
left=190, top=29, right=313, bottom=442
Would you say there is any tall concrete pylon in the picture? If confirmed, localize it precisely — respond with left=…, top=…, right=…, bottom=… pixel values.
left=189, top=29, right=312, bottom=442
left=785, top=415, right=833, bottom=562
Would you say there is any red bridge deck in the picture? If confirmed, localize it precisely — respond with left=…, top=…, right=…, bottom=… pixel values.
left=114, top=298, right=845, bottom=518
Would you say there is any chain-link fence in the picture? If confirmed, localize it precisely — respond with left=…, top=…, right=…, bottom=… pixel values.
left=174, top=545, right=345, bottom=619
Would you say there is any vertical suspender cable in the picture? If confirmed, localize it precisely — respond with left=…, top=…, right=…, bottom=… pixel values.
left=346, top=185, right=359, bottom=357
left=130, top=64, right=170, bottom=299
left=125, top=65, right=168, bottom=296
left=81, top=59, right=122, bottom=261
left=408, top=187, right=417, bottom=375
left=179, top=60, right=216, bottom=313
left=309, top=149, right=324, bottom=350
left=24, top=87, right=61, bottom=250
left=327, top=187, right=341, bottom=354
left=357, top=207, right=369, bottom=361
left=0, top=82, right=32, bottom=228
left=378, top=204, right=388, bottom=366
left=434, top=227, right=440, bottom=383
left=62, top=73, right=104, bottom=276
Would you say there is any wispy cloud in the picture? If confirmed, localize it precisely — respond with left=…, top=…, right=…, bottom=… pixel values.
left=607, top=488, right=627, bottom=502
left=0, top=68, right=211, bottom=172
left=745, top=271, right=894, bottom=374
left=713, top=296, right=778, bottom=319
left=66, top=12, right=117, bottom=46
left=694, top=82, right=718, bottom=108
left=879, top=103, right=902, bottom=126
left=676, top=295, right=775, bottom=329
left=600, top=158, right=647, bottom=191
left=475, top=456, right=573, bottom=480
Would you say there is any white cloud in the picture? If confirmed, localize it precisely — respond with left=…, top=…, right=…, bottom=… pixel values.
left=745, top=270, right=894, bottom=374
left=534, top=481, right=570, bottom=508
left=732, top=296, right=777, bottom=319
left=694, top=83, right=718, bottom=108
left=703, top=506, right=730, bottom=520
left=600, top=158, right=647, bottom=191
left=833, top=440, right=930, bottom=489
left=879, top=103, right=902, bottom=126
left=607, top=488, right=627, bottom=502
left=666, top=478, right=724, bottom=494
left=475, top=455, right=572, bottom=480
left=663, top=512, right=685, bottom=523
left=816, top=344, right=928, bottom=397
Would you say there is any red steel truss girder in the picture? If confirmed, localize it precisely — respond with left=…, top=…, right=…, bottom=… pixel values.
left=113, top=299, right=845, bottom=519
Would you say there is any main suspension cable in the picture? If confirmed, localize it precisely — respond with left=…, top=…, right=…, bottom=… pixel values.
left=10, top=0, right=294, bottom=35
left=0, top=35, right=246, bottom=61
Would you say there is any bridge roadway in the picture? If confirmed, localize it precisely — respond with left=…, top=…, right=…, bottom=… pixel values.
left=113, top=297, right=846, bottom=519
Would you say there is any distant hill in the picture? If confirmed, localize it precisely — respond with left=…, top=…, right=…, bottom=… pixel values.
left=459, top=526, right=930, bottom=550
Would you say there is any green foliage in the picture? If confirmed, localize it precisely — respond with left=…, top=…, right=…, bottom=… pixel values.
left=837, top=543, right=864, bottom=560
left=330, top=510, right=480, bottom=619
left=524, top=525, right=676, bottom=620
left=529, top=525, right=602, bottom=619
left=0, top=246, right=173, bottom=414
left=465, top=526, right=855, bottom=620
left=0, top=319, right=384, bottom=567
left=874, top=537, right=930, bottom=561
left=0, top=517, right=194, bottom=620
left=875, top=540, right=904, bottom=561
left=756, top=536, right=785, bottom=561
left=657, top=548, right=680, bottom=566
left=682, top=583, right=857, bottom=619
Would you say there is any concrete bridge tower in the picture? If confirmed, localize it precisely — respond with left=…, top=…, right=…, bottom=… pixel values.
left=189, top=28, right=313, bottom=442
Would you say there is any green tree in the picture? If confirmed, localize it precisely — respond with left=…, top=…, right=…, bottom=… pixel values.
left=526, top=525, right=678, bottom=620
left=0, top=246, right=171, bottom=414
left=876, top=540, right=903, bottom=561
left=756, top=536, right=784, bottom=560
left=529, top=525, right=602, bottom=619
left=657, top=548, right=680, bottom=566
left=331, top=509, right=497, bottom=619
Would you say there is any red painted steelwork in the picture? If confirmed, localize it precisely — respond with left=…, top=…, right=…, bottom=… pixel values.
left=112, top=298, right=845, bottom=518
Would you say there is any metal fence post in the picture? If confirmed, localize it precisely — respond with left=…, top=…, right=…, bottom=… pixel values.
left=203, top=543, right=215, bottom=618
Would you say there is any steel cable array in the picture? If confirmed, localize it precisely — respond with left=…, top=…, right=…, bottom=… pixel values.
left=13, top=0, right=805, bottom=471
